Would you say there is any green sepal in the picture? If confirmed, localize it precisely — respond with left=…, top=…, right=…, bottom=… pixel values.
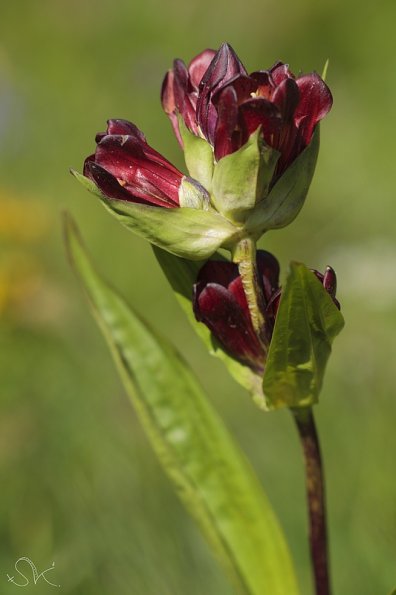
left=153, top=246, right=265, bottom=404
left=71, top=168, right=103, bottom=198
left=245, top=127, right=320, bottom=237
left=71, top=170, right=239, bottom=261
left=178, top=176, right=210, bottom=210
left=64, top=214, right=300, bottom=595
left=179, top=116, right=214, bottom=192
left=262, top=262, right=344, bottom=410
left=211, top=129, right=279, bottom=224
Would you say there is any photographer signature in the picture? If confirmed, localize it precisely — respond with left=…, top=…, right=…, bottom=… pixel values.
left=6, top=557, right=60, bottom=588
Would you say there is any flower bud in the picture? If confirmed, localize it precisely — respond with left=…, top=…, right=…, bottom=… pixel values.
left=193, top=253, right=340, bottom=373
left=84, top=119, right=183, bottom=208
left=73, top=118, right=239, bottom=261
left=163, top=45, right=332, bottom=228
left=193, top=251, right=280, bottom=371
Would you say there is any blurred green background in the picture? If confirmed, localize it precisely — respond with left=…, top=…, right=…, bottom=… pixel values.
left=1, top=0, right=395, bottom=593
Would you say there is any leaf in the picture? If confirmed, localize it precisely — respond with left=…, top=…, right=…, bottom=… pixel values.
left=245, top=127, right=320, bottom=236
left=212, top=129, right=279, bottom=224
left=153, top=246, right=265, bottom=406
left=71, top=169, right=239, bottom=261
left=64, top=213, right=300, bottom=595
left=262, top=262, right=345, bottom=410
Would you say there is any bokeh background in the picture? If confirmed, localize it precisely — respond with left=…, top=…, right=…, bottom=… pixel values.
left=1, top=0, right=395, bottom=593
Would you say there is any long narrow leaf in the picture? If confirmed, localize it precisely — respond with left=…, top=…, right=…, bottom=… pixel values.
left=64, top=213, right=300, bottom=595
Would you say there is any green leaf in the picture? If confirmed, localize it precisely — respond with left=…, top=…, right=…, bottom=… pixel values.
left=212, top=129, right=279, bottom=224
left=64, top=213, right=300, bottom=595
left=179, top=117, right=214, bottom=192
left=246, top=128, right=320, bottom=237
left=262, top=262, right=345, bottom=410
left=153, top=246, right=265, bottom=406
left=71, top=169, right=239, bottom=260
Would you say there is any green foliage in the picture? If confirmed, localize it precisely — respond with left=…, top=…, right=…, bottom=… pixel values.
left=246, top=128, right=319, bottom=236
left=64, top=214, right=300, bottom=595
left=212, top=129, right=279, bottom=224
left=263, top=262, right=345, bottom=410
left=179, top=117, right=214, bottom=192
left=71, top=170, right=239, bottom=260
left=179, top=176, right=210, bottom=209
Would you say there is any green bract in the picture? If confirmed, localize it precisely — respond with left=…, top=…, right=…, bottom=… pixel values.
left=178, top=176, right=210, bottom=209
left=246, top=128, right=320, bottom=237
left=211, top=129, right=279, bottom=224
left=179, top=117, right=214, bottom=192
left=262, top=262, right=345, bottom=411
left=71, top=170, right=240, bottom=261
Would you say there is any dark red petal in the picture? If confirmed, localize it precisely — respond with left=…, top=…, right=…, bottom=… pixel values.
left=199, top=43, right=247, bottom=92
left=227, top=275, right=248, bottom=311
left=312, top=267, right=340, bottom=309
left=295, top=73, right=333, bottom=144
left=188, top=49, right=217, bottom=88
left=96, top=130, right=182, bottom=178
left=95, top=119, right=147, bottom=144
left=249, top=70, right=274, bottom=99
left=196, top=258, right=238, bottom=288
left=256, top=250, right=281, bottom=302
left=195, top=257, right=252, bottom=313
left=107, top=119, right=146, bottom=139
left=84, top=161, right=148, bottom=204
left=161, top=70, right=184, bottom=145
left=172, top=59, right=200, bottom=135
left=213, top=86, right=240, bottom=160
left=323, top=266, right=337, bottom=297
left=270, top=62, right=295, bottom=85
left=122, top=181, right=178, bottom=208
left=161, top=70, right=176, bottom=115
left=212, top=74, right=257, bottom=106
left=94, top=136, right=181, bottom=205
left=197, top=43, right=247, bottom=143
left=271, top=78, right=300, bottom=121
left=266, top=288, right=281, bottom=318
left=239, top=98, right=281, bottom=145
left=172, top=59, right=189, bottom=109
left=194, top=283, right=264, bottom=368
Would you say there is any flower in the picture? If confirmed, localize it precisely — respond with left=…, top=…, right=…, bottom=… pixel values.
left=84, top=119, right=184, bottom=208
left=193, top=251, right=280, bottom=371
left=162, top=43, right=332, bottom=182
left=193, top=252, right=339, bottom=371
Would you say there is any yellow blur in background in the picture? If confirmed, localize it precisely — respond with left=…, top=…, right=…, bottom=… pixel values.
left=1, top=1, right=396, bottom=594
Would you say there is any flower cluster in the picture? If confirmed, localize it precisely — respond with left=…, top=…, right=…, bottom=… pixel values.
left=76, top=43, right=341, bottom=398
left=82, top=42, right=331, bottom=215
left=193, top=252, right=339, bottom=372
left=162, top=43, right=332, bottom=181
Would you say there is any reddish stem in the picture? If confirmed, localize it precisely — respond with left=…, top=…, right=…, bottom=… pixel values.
left=293, top=407, right=331, bottom=595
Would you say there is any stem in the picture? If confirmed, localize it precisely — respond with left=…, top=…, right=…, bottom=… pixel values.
left=232, top=237, right=265, bottom=339
left=293, top=407, right=331, bottom=595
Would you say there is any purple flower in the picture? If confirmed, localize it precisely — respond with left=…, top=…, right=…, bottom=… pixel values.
left=84, top=119, right=183, bottom=208
left=162, top=43, right=332, bottom=182
left=193, top=252, right=340, bottom=371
